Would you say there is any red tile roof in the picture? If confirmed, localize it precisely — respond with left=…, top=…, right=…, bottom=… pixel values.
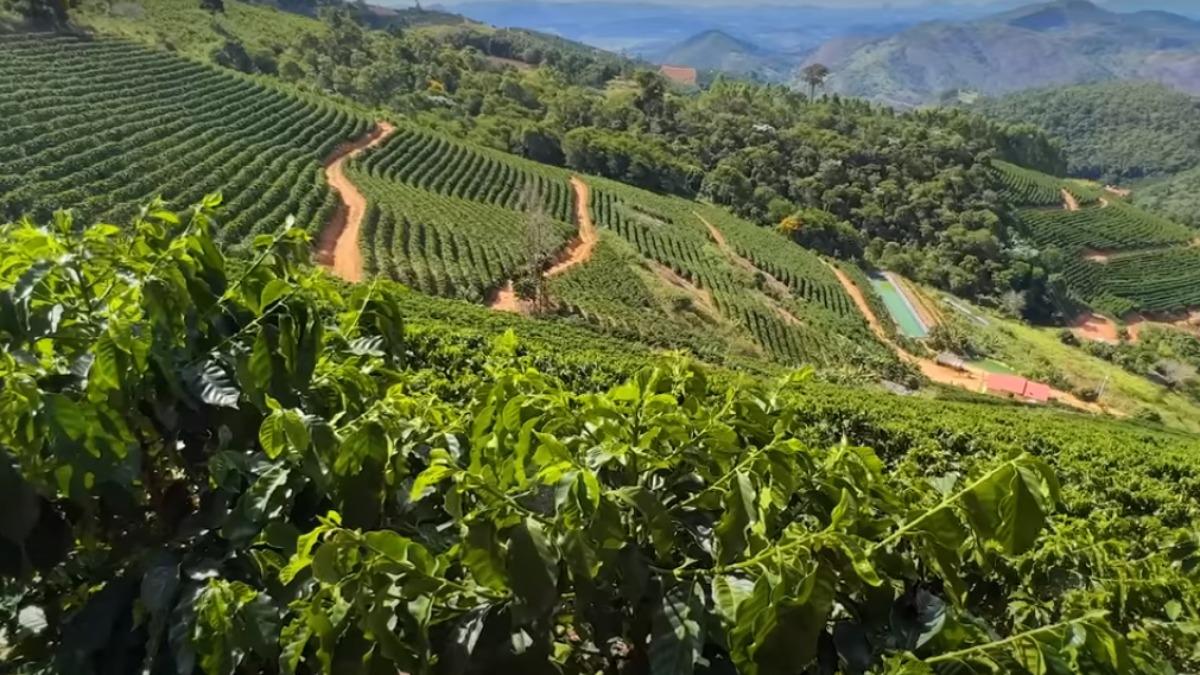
left=985, top=374, right=1052, bottom=403
left=1023, top=381, right=1052, bottom=403
left=659, top=65, right=698, bottom=86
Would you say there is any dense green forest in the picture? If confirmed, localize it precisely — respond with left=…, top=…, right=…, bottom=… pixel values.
left=1, top=200, right=1198, bottom=674
left=972, top=82, right=1200, bottom=182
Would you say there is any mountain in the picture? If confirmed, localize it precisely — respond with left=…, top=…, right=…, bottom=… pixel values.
left=647, top=29, right=792, bottom=81
left=814, top=0, right=1200, bottom=108
left=972, top=81, right=1200, bottom=180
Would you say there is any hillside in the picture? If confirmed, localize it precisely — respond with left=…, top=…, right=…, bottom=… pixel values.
left=973, top=81, right=1200, bottom=181
left=815, top=0, right=1200, bottom=107
left=647, top=29, right=791, bottom=81
left=992, top=160, right=1200, bottom=318
left=6, top=3, right=1200, bottom=672
left=4, top=156, right=1200, bottom=675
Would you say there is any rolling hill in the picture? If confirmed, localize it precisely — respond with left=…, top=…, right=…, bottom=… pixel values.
left=972, top=81, right=1200, bottom=180
left=646, top=29, right=793, bottom=81
left=815, top=0, right=1200, bottom=107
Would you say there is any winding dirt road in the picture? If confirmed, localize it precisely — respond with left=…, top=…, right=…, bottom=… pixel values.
left=826, top=263, right=980, bottom=390
left=546, top=177, right=598, bottom=277
left=489, top=176, right=598, bottom=312
left=317, top=122, right=397, bottom=283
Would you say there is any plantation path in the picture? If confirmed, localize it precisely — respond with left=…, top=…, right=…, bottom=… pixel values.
left=317, top=122, right=397, bottom=283
left=489, top=281, right=521, bottom=313
left=1099, top=197, right=1110, bottom=208
left=545, top=177, right=599, bottom=277
left=1083, top=237, right=1200, bottom=264
left=698, top=214, right=792, bottom=297
left=826, top=263, right=979, bottom=390
left=1061, top=189, right=1080, bottom=212
left=487, top=176, right=597, bottom=313
left=648, top=260, right=718, bottom=317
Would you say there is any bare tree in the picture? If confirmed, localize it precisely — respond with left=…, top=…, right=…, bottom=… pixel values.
left=517, top=183, right=557, bottom=314
left=800, top=63, right=831, bottom=102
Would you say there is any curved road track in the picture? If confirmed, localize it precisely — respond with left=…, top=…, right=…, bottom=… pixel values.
left=489, top=176, right=597, bottom=312
left=317, top=122, right=396, bottom=283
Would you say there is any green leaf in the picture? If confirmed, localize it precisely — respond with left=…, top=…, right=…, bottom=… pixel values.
left=259, top=414, right=287, bottom=460
left=141, top=558, right=181, bottom=615
left=506, top=518, right=559, bottom=626
left=650, top=580, right=706, bottom=675
left=193, top=359, right=240, bottom=409
left=829, top=535, right=882, bottom=587
left=995, top=468, right=1047, bottom=556
left=260, top=279, right=293, bottom=310
left=613, top=486, right=675, bottom=561
left=960, top=463, right=1014, bottom=544
left=441, top=606, right=491, bottom=675
left=715, top=471, right=756, bottom=565
left=1165, top=600, right=1182, bottom=621
left=311, top=542, right=341, bottom=584
left=712, top=575, right=755, bottom=625
left=748, top=564, right=837, bottom=675
left=913, top=507, right=968, bottom=551
left=1013, top=638, right=1047, bottom=675
left=464, top=522, right=508, bottom=590
left=17, top=605, right=47, bottom=636
left=279, top=617, right=311, bottom=675
left=410, top=462, right=454, bottom=501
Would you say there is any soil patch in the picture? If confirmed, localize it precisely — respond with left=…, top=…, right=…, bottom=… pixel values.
left=545, top=177, right=598, bottom=278
left=1072, top=312, right=1121, bottom=343
left=1061, top=188, right=1080, bottom=212
left=317, top=122, right=397, bottom=283
left=489, top=281, right=521, bottom=313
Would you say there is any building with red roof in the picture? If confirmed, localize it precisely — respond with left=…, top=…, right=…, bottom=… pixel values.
left=984, top=374, right=1052, bottom=403
left=659, top=65, right=698, bottom=86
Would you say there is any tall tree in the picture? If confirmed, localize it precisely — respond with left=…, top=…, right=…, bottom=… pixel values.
left=801, top=63, right=831, bottom=102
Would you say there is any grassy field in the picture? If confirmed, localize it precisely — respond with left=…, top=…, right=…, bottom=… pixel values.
left=921, top=286, right=1200, bottom=434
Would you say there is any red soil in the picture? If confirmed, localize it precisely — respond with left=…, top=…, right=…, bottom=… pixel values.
left=1072, top=312, right=1121, bottom=343
left=317, top=122, right=397, bottom=283
left=545, top=177, right=598, bottom=278
left=648, top=260, right=717, bottom=316
left=489, top=281, right=521, bottom=313
left=488, top=176, right=597, bottom=313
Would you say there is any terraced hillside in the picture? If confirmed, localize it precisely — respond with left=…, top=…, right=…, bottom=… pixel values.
left=348, top=128, right=896, bottom=369
left=994, top=162, right=1200, bottom=316
left=0, top=32, right=368, bottom=242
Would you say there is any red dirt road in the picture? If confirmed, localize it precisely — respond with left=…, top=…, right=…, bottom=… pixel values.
left=546, top=177, right=598, bottom=278
left=317, top=122, right=397, bottom=283
left=488, top=176, right=598, bottom=312
left=1072, top=313, right=1121, bottom=343
left=489, top=281, right=521, bottom=313
left=825, top=263, right=979, bottom=390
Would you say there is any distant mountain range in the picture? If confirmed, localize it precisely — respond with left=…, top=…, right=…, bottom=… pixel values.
left=644, top=30, right=795, bottom=81
left=813, top=0, right=1200, bottom=107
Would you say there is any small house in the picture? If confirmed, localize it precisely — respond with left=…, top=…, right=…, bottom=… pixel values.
left=935, top=352, right=966, bottom=371
left=984, top=374, right=1051, bottom=404
left=659, top=65, right=698, bottom=87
